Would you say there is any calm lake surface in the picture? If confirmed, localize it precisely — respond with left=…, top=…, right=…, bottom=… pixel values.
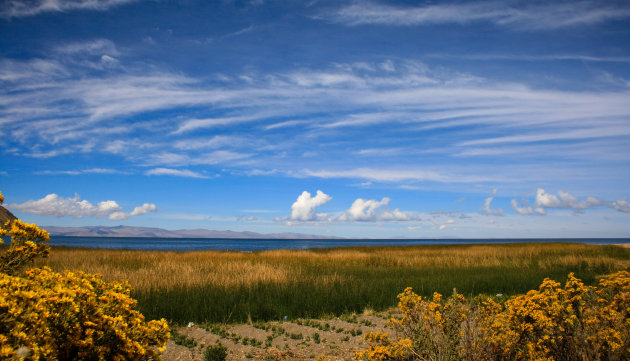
left=47, top=236, right=630, bottom=252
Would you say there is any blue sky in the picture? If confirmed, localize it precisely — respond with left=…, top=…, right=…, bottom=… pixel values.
left=1, top=0, right=629, bottom=238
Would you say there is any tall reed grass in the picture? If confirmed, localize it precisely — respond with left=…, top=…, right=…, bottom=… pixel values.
left=36, top=243, right=630, bottom=323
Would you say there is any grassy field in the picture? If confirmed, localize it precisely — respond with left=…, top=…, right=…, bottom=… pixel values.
left=35, top=243, right=630, bottom=324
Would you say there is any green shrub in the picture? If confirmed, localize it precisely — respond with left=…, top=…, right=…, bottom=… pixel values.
left=203, top=343, right=228, bottom=361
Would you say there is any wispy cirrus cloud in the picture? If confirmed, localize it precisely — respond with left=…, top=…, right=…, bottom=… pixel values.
left=427, top=53, right=630, bottom=63
left=1, top=0, right=140, bottom=18
left=173, top=136, right=242, bottom=150
left=145, top=168, right=209, bottom=179
left=2, top=42, right=630, bottom=190
left=460, top=126, right=630, bottom=146
left=34, top=168, right=127, bottom=175
left=327, top=1, right=630, bottom=30
left=53, top=39, right=120, bottom=57
left=145, top=151, right=252, bottom=167
left=301, top=168, right=496, bottom=184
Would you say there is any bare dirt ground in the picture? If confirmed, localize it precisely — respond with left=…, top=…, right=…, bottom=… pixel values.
left=159, top=310, right=397, bottom=360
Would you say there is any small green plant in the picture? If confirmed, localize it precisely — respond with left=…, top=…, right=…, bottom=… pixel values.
left=265, top=335, right=274, bottom=348
left=313, top=332, right=321, bottom=344
left=171, top=330, right=198, bottom=348
left=271, top=325, right=286, bottom=336
left=360, top=319, right=375, bottom=327
left=254, top=321, right=271, bottom=330
left=210, top=325, right=228, bottom=338
left=204, top=343, right=228, bottom=361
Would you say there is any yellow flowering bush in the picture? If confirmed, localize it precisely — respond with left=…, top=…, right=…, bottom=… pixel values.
left=0, top=218, right=50, bottom=276
left=356, top=271, right=630, bottom=361
left=0, top=190, right=170, bottom=360
left=354, top=331, right=413, bottom=361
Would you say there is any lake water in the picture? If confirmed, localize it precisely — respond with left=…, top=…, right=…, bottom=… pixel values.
left=46, top=236, right=630, bottom=252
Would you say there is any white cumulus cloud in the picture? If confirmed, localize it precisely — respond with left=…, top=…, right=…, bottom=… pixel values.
left=7, top=193, right=156, bottom=220
left=289, top=190, right=332, bottom=222
left=108, top=203, right=157, bottom=221
left=479, top=189, right=503, bottom=216
left=535, top=188, right=607, bottom=211
left=612, top=199, right=630, bottom=213
left=338, top=197, right=420, bottom=222
left=438, top=219, right=455, bottom=230
left=8, top=193, right=121, bottom=218
left=510, top=199, right=546, bottom=215
left=510, top=188, right=629, bottom=215
left=281, top=191, right=421, bottom=224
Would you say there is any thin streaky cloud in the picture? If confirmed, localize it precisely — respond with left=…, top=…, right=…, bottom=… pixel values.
left=2, top=54, right=629, bottom=191
left=354, top=147, right=404, bottom=156
left=173, top=136, right=241, bottom=150
left=53, top=39, right=120, bottom=57
left=460, top=126, right=630, bottom=146
left=174, top=116, right=256, bottom=134
left=453, top=140, right=630, bottom=161
left=221, top=25, right=256, bottom=39
left=145, top=168, right=209, bottom=179
left=34, top=168, right=126, bottom=175
left=264, top=120, right=309, bottom=130
left=427, top=53, right=630, bottom=63
left=302, top=168, right=494, bottom=184
left=1, top=0, right=141, bottom=18
left=144, top=151, right=252, bottom=167
left=329, top=1, right=630, bottom=30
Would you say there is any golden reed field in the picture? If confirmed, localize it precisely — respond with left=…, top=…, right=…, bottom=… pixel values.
left=35, top=243, right=630, bottom=323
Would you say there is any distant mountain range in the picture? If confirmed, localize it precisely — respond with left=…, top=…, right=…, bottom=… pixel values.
left=43, top=225, right=343, bottom=239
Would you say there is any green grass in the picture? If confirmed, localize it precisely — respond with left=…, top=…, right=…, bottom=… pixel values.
left=37, top=243, right=630, bottom=323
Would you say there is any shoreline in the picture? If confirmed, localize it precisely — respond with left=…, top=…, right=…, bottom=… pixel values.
left=44, top=236, right=630, bottom=252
